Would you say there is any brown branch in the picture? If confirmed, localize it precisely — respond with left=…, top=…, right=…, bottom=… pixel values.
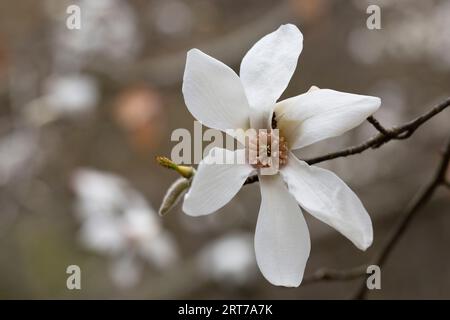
left=297, top=137, right=450, bottom=293
left=306, top=97, right=450, bottom=165
left=367, top=115, right=390, bottom=135
left=244, top=97, right=450, bottom=184
left=352, top=137, right=450, bottom=299
left=302, top=265, right=367, bottom=285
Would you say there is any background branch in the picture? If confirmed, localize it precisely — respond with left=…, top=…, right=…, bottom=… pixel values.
left=299, top=137, right=450, bottom=296
left=302, top=265, right=367, bottom=284
left=305, top=97, right=450, bottom=165
left=352, top=136, right=450, bottom=299
left=366, top=116, right=390, bottom=135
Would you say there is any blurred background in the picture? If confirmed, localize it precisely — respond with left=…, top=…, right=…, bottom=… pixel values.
left=0, top=0, right=449, bottom=299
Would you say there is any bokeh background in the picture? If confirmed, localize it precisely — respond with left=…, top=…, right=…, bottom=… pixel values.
left=0, top=0, right=449, bottom=299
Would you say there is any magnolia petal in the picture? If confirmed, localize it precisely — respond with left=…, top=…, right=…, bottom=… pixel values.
left=240, top=24, right=303, bottom=128
left=280, top=153, right=373, bottom=250
left=275, top=89, right=381, bottom=150
left=182, top=49, right=250, bottom=132
left=255, top=174, right=310, bottom=287
left=183, top=148, right=253, bottom=216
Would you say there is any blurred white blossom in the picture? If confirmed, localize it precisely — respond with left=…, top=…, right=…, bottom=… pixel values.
left=0, top=130, right=39, bottom=186
left=197, top=232, right=256, bottom=286
left=24, top=74, right=98, bottom=125
left=50, top=0, right=141, bottom=72
left=72, top=168, right=178, bottom=288
left=44, top=74, right=98, bottom=114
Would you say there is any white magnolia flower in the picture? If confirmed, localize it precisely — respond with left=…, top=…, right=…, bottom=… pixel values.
left=181, top=24, right=381, bottom=287
left=72, top=168, right=178, bottom=287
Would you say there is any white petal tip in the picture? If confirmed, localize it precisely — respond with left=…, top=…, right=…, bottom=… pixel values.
left=358, top=238, right=373, bottom=252
left=263, top=275, right=302, bottom=287
left=354, top=232, right=373, bottom=251
left=279, top=23, right=301, bottom=34
left=185, top=49, right=208, bottom=65
left=368, top=96, right=382, bottom=113
left=355, top=94, right=381, bottom=115
left=182, top=200, right=206, bottom=217
left=182, top=203, right=202, bottom=217
left=186, top=48, right=201, bottom=56
left=279, top=24, right=303, bottom=43
left=182, top=195, right=201, bottom=217
left=307, top=85, right=320, bottom=92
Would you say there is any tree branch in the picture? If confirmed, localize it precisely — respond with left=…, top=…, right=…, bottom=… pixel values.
left=367, top=115, right=390, bottom=135
left=306, top=97, right=450, bottom=164
left=244, top=97, right=450, bottom=184
left=352, top=136, right=450, bottom=299
left=298, top=137, right=450, bottom=293
left=302, top=265, right=368, bottom=285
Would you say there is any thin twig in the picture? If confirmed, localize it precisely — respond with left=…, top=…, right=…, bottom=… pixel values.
left=352, top=137, right=450, bottom=299
left=296, top=139, right=450, bottom=290
left=296, top=137, right=450, bottom=292
left=367, top=116, right=390, bottom=135
left=244, top=98, right=450, bottom=184
left=306, top=98, right=450, bottom=165
left=302, top=265, right=368, bottom=285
